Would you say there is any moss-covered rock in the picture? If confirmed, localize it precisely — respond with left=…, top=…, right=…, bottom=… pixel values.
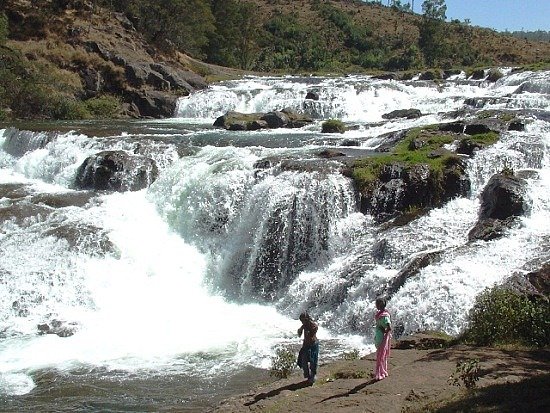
left=352, top=126, right=500, bottom=221
left=321, top=119, right=347, bottom=134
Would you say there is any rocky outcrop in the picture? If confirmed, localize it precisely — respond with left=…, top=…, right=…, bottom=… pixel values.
left=358, top=158, right=470, bottom=221
left=468, top=172, right=529, bottom=241
left=74, top=150, right=158, bottom=192
left=214, top=109, right=313, bottom=131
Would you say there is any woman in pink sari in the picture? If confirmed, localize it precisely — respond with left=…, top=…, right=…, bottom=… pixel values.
left=374, top=297, right=392, bottom=381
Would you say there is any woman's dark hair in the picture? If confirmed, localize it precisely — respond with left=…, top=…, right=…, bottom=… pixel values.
left=375, top=297, right=387, bottom=309
left=299, top=312, right=311, bottom=322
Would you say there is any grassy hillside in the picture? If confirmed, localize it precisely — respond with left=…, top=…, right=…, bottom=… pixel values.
left=1, top=0, right=549, bottom=120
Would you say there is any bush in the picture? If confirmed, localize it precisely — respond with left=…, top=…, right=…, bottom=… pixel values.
left=448, top=358, right=480, bottom=389
left=0, top=12, right=8, bottom=45
left=52, top=98, right=90, bottom=120
left=269, top=346, right=296, bottom=379
left=85, top=95, right=121, bottom=118
left=321, top=119, right=346, bottom=134
left=463, top=286, right=550, bottom=347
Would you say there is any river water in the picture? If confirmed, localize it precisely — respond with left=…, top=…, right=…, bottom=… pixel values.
left=0, top=70, right=549, bottom=411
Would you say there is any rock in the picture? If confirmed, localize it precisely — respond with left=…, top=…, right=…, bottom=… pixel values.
left=468, top=217, right=519, bottom=241
left=359, top=159, right=469, bottom=222
left=318, top=150, right=346, bottom=159
left=508, top=120, right=525, bottom=131
left=468, top=172, right=529, bottom=241
left=131, top=90, right=178, bottom=118
left=456, top=138, right=483, bottom=155
left=526, top=263, right=550, bottom=295
left=261, top=111, right=290, bottom=128
left=382, top=109, right=422, bottom=120
left=341, top=139, right=360, bottom=147
left=74, top=150, right=158, bottom=192
left=419, top=70, right=443, bottom=80
left=37, top=319, right=78, bottom=338
left=478, top=173, right=529, bottom=220
left=305, top=91, right=320, bottom=100
left=470, top=69, right=486, bottom=80
left=214, top=110, right=312, bottom=131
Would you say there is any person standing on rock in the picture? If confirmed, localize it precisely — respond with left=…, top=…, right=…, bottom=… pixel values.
left=297, top=312, right=319, bottom=385
left=374, top=297, right=392, bottom=381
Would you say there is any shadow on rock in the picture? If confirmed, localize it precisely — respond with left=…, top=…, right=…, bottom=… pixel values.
left=244, top=380, right=312, bottom=406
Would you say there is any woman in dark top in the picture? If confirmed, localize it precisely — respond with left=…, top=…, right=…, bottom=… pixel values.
left=297, top=312, right=319, bottom=384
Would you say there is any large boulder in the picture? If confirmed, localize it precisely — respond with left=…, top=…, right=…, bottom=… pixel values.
left=214, top=109, right=313, bottom=131
left=468, top=172, right=529, bottom=241
left=359, top=160, right=469, bottom=221
left=74, top=150, right=158, bottom=192
left=382, top=108, right=422, bottom=120
left=478, top=173, right=528, bottom=220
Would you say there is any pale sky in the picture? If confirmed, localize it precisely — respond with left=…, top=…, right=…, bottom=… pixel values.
left=444, top=0, right=549, bottom=32
left=400, top=0, right=549, bottom=32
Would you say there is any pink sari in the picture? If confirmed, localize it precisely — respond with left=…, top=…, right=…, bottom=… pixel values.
left=374, top=310, right=391, bottom=380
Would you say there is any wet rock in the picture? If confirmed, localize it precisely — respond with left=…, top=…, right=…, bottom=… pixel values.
left=468, top=217, right=520, bottom=241
left=468, top=172, right=529, bottom=241
left=74, top=150, right=158, bottom=192
left=478, top=173, right=529, bottom=220
left=341, top=139, right=360, bottom=147
left=305, top=91, right=320, bottom=100
left=43, top=223, right=117, bottom=256
left=1, top=128, right=57, bottom=157
left=381, top=251, right=442, bottom=299
left=214, top=110, right=312, bottom=131
left=382, top=109, right=422, bottom=120
left=318, top=149, right=346, bottom=159
left=526, top=263, right=550, bottom=295
left=37, top=319, right=78, bottom=338
left=508, top=120, right=525, bottom=131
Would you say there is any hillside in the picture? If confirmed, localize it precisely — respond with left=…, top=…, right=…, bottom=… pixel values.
left=1, top=0, right=550, bottom=120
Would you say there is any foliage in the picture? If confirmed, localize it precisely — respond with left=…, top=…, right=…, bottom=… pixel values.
left=207, top=0, right=260, bottom=69
left=342, top=349, right=360, bottom=360
left=422, top=0, right=447, bottom=20
left=462, top=286, right=550, bottom=347
left=269, top=346, right=296, bottom=379
left=322, top=119, right=347, bottom=134
left=85, top=95, right=121, bottom=118
left=118, top=0, right=215, bottom=56
left=448, top=358, right=480, bottom=389
left=0, top=12, right=8, bottom=45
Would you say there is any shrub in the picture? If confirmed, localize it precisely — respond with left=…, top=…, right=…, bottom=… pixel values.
left=269, top=346, right=296, bottom=379
left=52, top=98, right=90, bottom=120
left=0, top=12, right=8, bottom=45
left=448, top=358, right=480, bottom=389
left=342, top=349, right=360, bottom=360
left=85, top=95, right=121, bottom=118
left=321, top=119, right=346, bottom=134
left=462, top=286, right=550, bottom=347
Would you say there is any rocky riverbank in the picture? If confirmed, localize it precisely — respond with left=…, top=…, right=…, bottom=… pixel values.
left=209, top=333, right=550, bottom=413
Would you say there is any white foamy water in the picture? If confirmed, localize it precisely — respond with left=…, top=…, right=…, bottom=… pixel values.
left=1, top=70, right=549, bottom=404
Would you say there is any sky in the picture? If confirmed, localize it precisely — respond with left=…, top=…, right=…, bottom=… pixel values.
left=416, top=0, right=550, bottom=32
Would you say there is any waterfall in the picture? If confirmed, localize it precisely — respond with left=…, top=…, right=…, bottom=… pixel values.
left=1, top=70, right=549, bottom=406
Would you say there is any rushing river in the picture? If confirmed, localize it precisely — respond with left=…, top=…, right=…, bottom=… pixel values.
left=1, top=70, right=549, bottom=411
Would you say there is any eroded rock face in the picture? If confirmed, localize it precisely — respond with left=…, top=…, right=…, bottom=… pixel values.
left=359, top=160, right=470, bottom=221
left=74, top=150, right=158, bottom=192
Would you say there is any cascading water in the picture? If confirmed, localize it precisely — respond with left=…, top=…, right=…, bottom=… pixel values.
left=1, top=69, right=549, bottom=411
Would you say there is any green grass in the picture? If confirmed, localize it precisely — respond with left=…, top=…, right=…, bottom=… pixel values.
left=352, top=127, right=499, bottom=191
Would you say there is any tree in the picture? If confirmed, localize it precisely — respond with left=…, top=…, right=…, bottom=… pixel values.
left=421, top=0, right=447, bottom=20
left=208, top=0, right=260, bottom=69
left=419, top=0, right=449, bottom=66
left=125, top=0, right=215, bottom=57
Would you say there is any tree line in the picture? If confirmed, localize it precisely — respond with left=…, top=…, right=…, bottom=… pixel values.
left=82, top=0, right=462, bottom=72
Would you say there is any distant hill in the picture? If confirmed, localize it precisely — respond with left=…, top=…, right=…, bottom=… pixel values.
left=1, top=0, right=549, bottom=121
